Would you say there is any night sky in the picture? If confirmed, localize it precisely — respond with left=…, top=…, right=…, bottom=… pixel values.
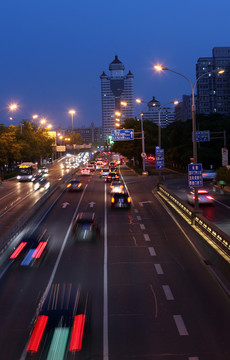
left=1, top=0, right=229, bottom=129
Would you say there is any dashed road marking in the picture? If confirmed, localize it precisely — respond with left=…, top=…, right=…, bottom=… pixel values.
left=154, top=263, right=164, bottom=274
left=188, top=357, right=199, bottom=360
left=140, top=224, right=145, bottom=230
left=148, top=247, right=156, bottom=256
left=144, top=234, right=150, bottom=242
left=162, top=285, right=174, bottom=300
left=173, top=315, right=189, bottom=335
left=137, top=215, right=142, bottom=221
left=134, top=209, right=139, bottom=213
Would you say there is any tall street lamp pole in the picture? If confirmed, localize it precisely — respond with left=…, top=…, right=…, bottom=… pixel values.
left=69, top=109, right=76, bottom=131
left=154, top=65, right=225, bottom=211
left=140, top=112, right=146, bottom=172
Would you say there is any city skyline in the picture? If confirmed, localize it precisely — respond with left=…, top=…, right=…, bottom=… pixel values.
left=0, top=0, right=230, bottom=129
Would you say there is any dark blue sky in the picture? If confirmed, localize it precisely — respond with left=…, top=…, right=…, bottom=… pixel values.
left=1, top=0, right=229, bottom=129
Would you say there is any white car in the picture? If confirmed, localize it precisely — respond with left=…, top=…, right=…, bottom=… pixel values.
left=100, top=168, right=110, bottom=178
left=80, top=167, right=91, bottom=176
left=187, top=188, right=214, bottom=205
left=110, top=181, right=124, bottom=194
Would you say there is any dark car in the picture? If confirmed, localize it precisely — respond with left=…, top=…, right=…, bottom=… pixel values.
left=72, top=212, right=100, bottom=241
left=10, top=228, right=50, bottom=266
left=66, top=179, right=83, bottom=191
left=106, top=172, right=119, bottom=182
left=111, top=192, right=131, bottom=209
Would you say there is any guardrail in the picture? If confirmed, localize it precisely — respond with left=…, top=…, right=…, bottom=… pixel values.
left=158, top=184, right=230, bottom=261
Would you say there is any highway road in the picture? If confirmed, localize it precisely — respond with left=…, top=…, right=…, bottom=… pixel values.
left=0, top=166, right=229, bottom=359
left=0, top=159, right=74, bottom=241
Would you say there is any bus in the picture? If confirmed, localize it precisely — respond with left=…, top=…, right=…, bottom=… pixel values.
left=17, top=162, right=38, bottom=181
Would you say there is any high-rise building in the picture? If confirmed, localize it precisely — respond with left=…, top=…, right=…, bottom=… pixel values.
left=196, top=47, right=230, bottom=115
left=141, top=96, right=176, bottom=127
left=175, top=95, right=193, bottom=122
left=100, top=56, right=134, bottom=141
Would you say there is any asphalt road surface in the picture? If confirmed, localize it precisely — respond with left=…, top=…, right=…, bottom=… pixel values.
left=0, top=166, right=229, bottom=360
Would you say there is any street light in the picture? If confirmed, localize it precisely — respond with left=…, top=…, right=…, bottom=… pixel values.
left=154, top=64, right=225, bottom=210
left=69, top=109, right=76, bottom=130
left=136, top=99, right=149, bottom=172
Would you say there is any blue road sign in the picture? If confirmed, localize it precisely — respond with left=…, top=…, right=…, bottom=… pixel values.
left=112, top=129, right=134, bottom=141
left=192, top=130, right=210, bottom=142
left=188, top=163, right=203, bottom=187
left=155, top=147, right=164, bottom=169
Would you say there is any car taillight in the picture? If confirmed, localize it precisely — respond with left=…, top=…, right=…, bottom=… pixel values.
left=27, top=315, right=48, bottom=352
left=127, top=197, right=131, bottom=203
left=33, top=242, right=47, bottom=259
left=111, top=197, right=115, bottom=203
left=206, top=196, right=214, bottom=200
left=10, top=242, right=27, bottom=259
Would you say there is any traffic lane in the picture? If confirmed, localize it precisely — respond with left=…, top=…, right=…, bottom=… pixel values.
left=23, top=171, right=105, bottom=359
left=107, top=204, right=180, bottom=359
left=0, top=186, right=87, bottom=359
left=126, top=181, right=230, bottom=358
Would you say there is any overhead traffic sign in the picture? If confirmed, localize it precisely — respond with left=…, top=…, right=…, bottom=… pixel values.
left=188, top=163, right=203, bottom=187
left=112, top=129, right=134, bottom=141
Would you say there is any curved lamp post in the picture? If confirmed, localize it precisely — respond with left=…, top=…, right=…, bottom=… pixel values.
left=154, top=65, right=225, bottom=210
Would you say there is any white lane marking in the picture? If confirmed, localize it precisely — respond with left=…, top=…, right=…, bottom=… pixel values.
left=20, top=185, right=88, bottom=360
left=0, top=188, right=18, bottom=201
left=214, top=199, right=230, bottom=209
left=140, top=223, right=145, bottom=230
left=144, top=234, right=150, bottom=242
left=137, top=215, right=142, bottom=221
left=148, top=247, right=156, bottom=256
left=104, top=183, right=109, bottom=360
left=188, top=358, right=199, bottom=360
left=173, top=315, right=189, bottom=335
left=162, top=285, right=174, bottom=300
left=154, top=263, right=164, bottom=275
left=0, top=190, right=33, bottom=219
left=134, top=208, right=139, bottom=213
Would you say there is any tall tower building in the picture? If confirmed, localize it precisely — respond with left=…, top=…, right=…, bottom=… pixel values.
left=196, top=47, right=230, bottom=115
left=141, top=96, right=176, bottom=127
left=100, top=56, right=134, bottom=141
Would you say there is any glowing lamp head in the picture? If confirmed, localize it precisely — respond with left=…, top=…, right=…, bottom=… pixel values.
left=9, top=103, right=18, bottom=111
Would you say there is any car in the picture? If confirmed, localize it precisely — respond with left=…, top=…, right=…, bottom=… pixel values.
left=106, top=172, right=119, bottom=182
left=32, top=174, right=43, bottom=190
left=100, top=168, right=110, bottom=178
left=110, top=181, right=124, bottom=194
left=80, top=167, right=91, bottom=176
left=10, top=228, right=49, bottom=266
left=38, top=166, right=48, bottom=175
left=202, top=169, right=216, bottom=180
left=72, top=212, right=100, bottom=241
left=187, top=188, right=214, bottom=205
left=38, top=178, right=51, bottom=190
left=111, top=192, right=131, bottom=209
left=66, top=179, right=83, bottom=191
